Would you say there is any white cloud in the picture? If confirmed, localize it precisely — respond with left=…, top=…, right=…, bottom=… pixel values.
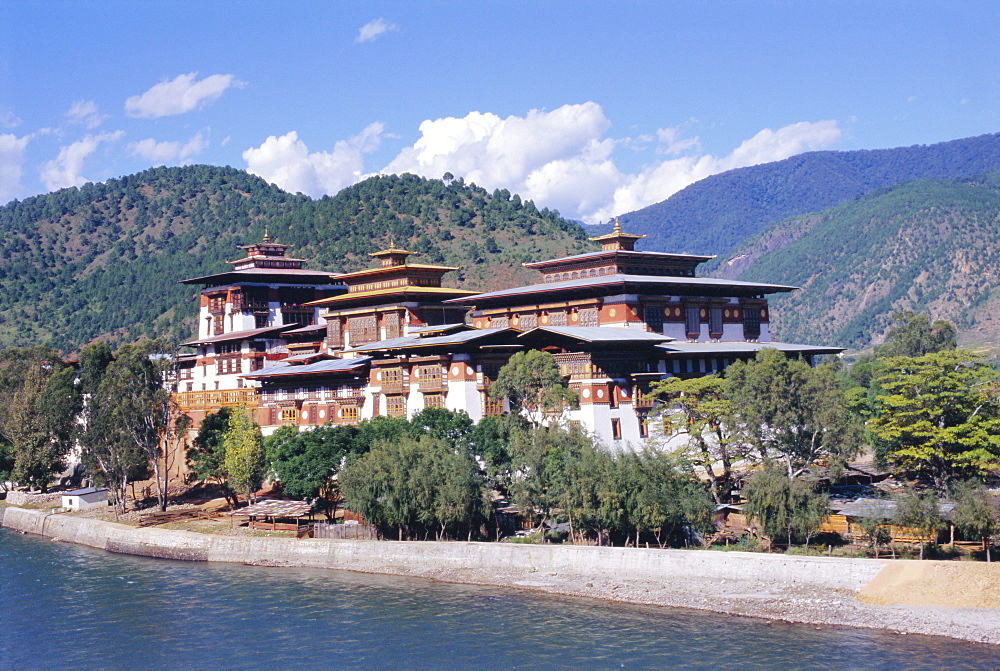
left=356, top=18, right=397, bottom=43
left=66, top=100, right=108, bottom=129
left=0, top=133, right=31, bottom=203
left=130, top=132, right=209, bottom=164
left=243, top=123, right=385, bottom=197
left=242, top=102, right=841, bottom=225
left=39, top=131, right=124, bottom=192
left=0, top=109, right=22, bottom=130
left=125, top=73, right=242, bottom=119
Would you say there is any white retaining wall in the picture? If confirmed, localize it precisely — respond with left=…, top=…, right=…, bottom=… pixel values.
left=0, top=507, right=889, bottom=591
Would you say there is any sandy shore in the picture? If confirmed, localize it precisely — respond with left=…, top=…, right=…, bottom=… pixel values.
left=3, top=503, right=999, bottom=646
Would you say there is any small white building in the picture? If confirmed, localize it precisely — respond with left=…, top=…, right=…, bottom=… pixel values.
left=61, top=487, right=109, bottom=511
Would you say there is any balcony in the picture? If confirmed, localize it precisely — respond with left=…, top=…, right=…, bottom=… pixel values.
left=172, top=389, right=260, bottom=412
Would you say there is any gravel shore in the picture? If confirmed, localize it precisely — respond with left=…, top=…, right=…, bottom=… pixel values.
left=336, top=559, right=1000, bottom=647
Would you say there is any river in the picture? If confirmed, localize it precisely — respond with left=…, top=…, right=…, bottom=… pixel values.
left=1, top=528, right=997, bottom=669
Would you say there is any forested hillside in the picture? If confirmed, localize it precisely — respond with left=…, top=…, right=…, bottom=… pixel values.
left=718, top=170, right=1000, bottom=349
left=0, top=166, right=592, bottom=352
left=614, top=133, right=1000, bottom=260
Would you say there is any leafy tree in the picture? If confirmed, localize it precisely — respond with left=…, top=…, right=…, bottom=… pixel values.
left=892, top=487, right=945, bottom=559
left=649, top=374, right=747, bottom=503
left=490, top=350, right=578, bottom=424
left=0, top=346, right=80, bottom=492
left=266, top=424, right=360, bottom=519
left=859, top=514, right=893, bottom=558
left=222, top=406, right=266, bottom=504
left=187, top=407, right=237, bottom=507
left=743, top=462, right=829, bottom=548
left=951, top=479, right=999, bottom=562
left=869, top=349, right=1000, bottom=493
left=875, top=310, right=957, bottom=358
left=0, top=440, right=14, bottom=492
left=407, top=407, right=474, bottom=445
left=726, top=348, right=861, bottom=479
left=78, top=341, right=150, bottom=515
left=339, top=433, right=487, bottom=540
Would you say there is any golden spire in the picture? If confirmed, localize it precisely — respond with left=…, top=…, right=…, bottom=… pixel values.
left=263, top=228, right=271, bottom=243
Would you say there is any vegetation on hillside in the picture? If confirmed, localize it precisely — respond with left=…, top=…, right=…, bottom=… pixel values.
left=614, top=132, right=1000, bottom=259
left=0, top=166, right=592, bottom=353
left=721, top=171, right=1000, bottom=348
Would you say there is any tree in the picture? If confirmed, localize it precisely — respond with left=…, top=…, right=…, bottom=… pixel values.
left=187, top=407, right=237, bottom=507
left=78, top=341, right=150, bottom=515
left=869, top=349, right=1000, bottom=493
left=951, top=480, right=999, bottom=562
left=0, top=440, right=14, bottom=492
left=490, top=350, right=578, bottom=424
left=95, top=340, right=175, bottom=511
left=222, top=406, right=266, bottom=504
left=0, top=347, right=80, bottom=492
left=875, top=310, right=957, bottom=359
left=743, top=462, right=829, bottom=549
left=893, top=487, right=945, bottom=559
left=859, top=514, right=893, bottom=558
left=266, top=424, right=359, bottom=519
left=648, top=374, right=747, bottom=504
left=726, top=349, right=861, bottom=479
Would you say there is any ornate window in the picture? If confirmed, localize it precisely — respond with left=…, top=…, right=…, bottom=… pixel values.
left=518, top=313, right=538, bottom=329
left=579, top=308, right=599, bottom=328
left=386, top=395, right=406, bottom=418
left=548, top=311, right=568, bottom=326
left=348, top=315, right=379, bottom=345
left=423, top=394, right=444, bottom=409
left=383, top=312, right=401, bottom=339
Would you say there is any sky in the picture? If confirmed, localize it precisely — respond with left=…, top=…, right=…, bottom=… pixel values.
left=2, top=1, right=998, bottom=225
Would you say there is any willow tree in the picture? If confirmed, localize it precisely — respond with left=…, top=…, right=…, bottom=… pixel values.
left=222, top=406, right=266, bottom=505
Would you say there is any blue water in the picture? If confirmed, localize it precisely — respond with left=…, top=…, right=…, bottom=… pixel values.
left=1, top=528, right=998, bottom=669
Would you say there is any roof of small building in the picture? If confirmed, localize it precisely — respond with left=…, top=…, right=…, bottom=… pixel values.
left=342, top=328, right=512, bottom=354
left=62, top=487, right=109, bottom=497
left=225, top=499, right=313, bottom=518
left=523, top=249, right=715, bottom=268
left=837, top=497, right=957, bottom=519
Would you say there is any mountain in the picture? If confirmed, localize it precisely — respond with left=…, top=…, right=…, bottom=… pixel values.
left=0, top=166, right=592, bottom=353
left=716, top=170, right=1000, bottom=350
left=615, top=133, right=1000, bottom=261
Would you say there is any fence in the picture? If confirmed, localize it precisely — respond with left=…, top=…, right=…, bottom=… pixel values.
left=314, top=522, right=379, bottom=540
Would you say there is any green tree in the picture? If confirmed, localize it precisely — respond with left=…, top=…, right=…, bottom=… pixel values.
left=266, top=424, right=360, bottom=519
left=187, top=407, right=237, bottom=507
left=875, top=310, right=957, bottom=359
left=0, top=346, right=80, bottom=492
left=222, top=406, right=266, bottom=504
left=649, top=374, right=747, bottom=503
left=859, top=514, right=893, bottom=558
left=726, top=349, right=861, bottom=479
left=78, top=341, right=149, bottom=515
left=0, top=440, right=14, bottom=492
left=892, top=487, right=945, bottom=559
left=951, top=479, right=999, bottom=562
left=490, top=350, right=578, bottom=424
left=869, top=349, right=1000, bottom=493
left=743, top=462, right=830, bottom=549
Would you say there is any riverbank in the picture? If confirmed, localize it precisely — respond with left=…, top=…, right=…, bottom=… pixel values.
left=3, top=505, right=999, bottom=646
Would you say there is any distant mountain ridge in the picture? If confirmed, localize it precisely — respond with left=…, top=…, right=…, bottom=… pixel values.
left=718, top=170, right=1000, bottom=350
left=0, top=167, right=592, bottom=353
left=615, top=133, right=1000, bottom=261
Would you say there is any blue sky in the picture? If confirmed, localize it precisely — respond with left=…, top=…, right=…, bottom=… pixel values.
left=2, top=1, right=998, bottom=223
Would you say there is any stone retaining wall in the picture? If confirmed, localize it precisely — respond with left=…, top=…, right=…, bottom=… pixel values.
left=5, top=491, right=62, bottom=507
left=1, top=507, right=889, bottom=591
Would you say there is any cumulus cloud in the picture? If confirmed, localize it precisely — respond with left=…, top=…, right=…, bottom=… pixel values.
left=0, top=109, right=22, bottom=130
left=39, top=131, right=124, bottom=192
left=130, top=132, right=209, bottom=164
left=243, top=123, right=385, bottom=197
left=356, top=18, right=397, bottom=43
left=0, top=133, right=31, bottom=203
left=66, top=100, right=108, bottom=129
left=125, top=73, right=242, bottom=118
left=384, top=105, right=840, bottom=223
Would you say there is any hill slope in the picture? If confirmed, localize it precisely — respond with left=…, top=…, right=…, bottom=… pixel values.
left=0, top=166, right=592, bottom=352
left=615, top=133, right=1000, bottom=260
left=717, top=171, right=1000, bottom=349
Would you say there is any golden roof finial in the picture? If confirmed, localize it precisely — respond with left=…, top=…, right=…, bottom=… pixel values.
left=263, top=228, right=271, bottom=243
left=613, top=217, right=622, bottom=234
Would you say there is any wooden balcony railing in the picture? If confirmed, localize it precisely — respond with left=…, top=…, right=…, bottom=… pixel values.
left=172, top=389, right=260, bottom=411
